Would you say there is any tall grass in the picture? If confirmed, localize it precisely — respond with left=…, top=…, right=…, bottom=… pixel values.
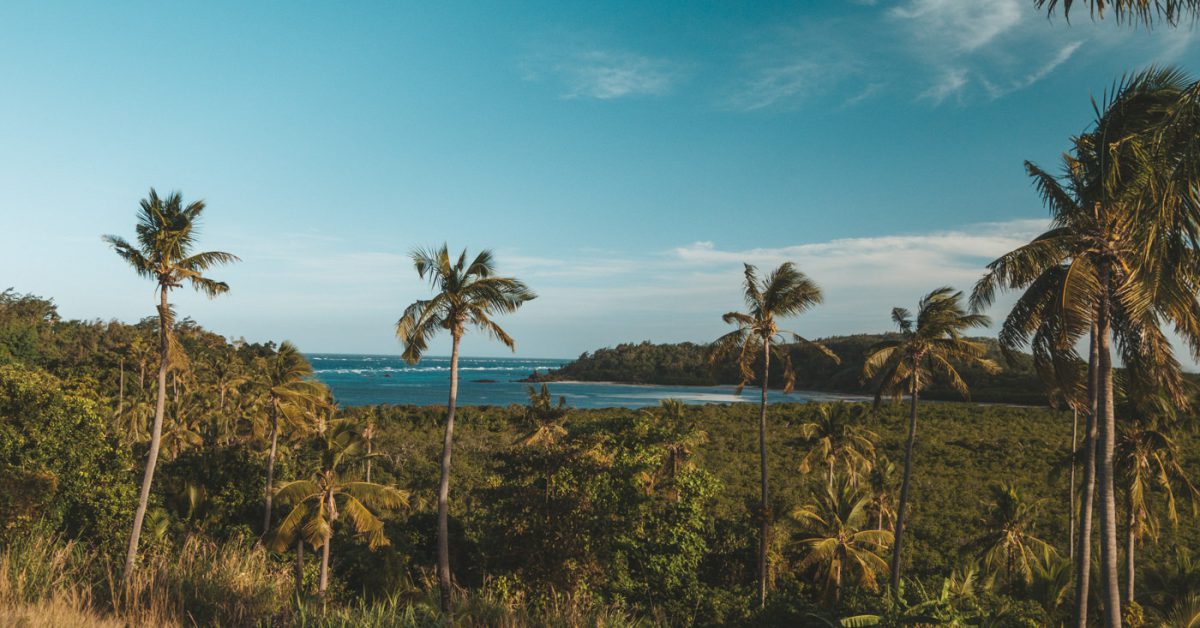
left=116, top=535, right=292, bottom=625
left=2, top=529, right=651, bottom=627
left=293, top=586, right=650, bottom=628
left=1, top=529, right=291, bottom=627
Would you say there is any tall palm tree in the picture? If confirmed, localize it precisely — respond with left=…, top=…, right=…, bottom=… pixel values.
left=252, top=341, right=329, bottom=534
left=963, top=483, right=1058, bottom=588
left=972, top=68, right=1200, bottom=627
left=709, top=261, right=838, bottom=608
left=862, top=287, right=998, bottom=594
left=270, top=417, right=409, bottom=595
left=797, top=403, right=878, bottom=491
left=1035, top=0, right=1200, bottom=26
left=790, top=474, right=893, bottom=607
left=1115, top=412, right=1200, bottom=603
left=103, top=188, right=238, bottom=581
left=395, top=244, right=535, bottom=612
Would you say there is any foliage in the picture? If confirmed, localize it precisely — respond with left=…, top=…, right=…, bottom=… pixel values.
left=0, top=365, right=135, bottom=550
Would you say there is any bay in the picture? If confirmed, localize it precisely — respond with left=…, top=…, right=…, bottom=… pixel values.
left=310, top=353, right=867, bottom=409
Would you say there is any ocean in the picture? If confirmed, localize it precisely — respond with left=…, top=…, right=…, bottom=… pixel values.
left=309, top=353, right=867, bottom=409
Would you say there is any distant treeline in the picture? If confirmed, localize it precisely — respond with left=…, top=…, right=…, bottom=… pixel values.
left=531, top=336, right=1053, bottom=405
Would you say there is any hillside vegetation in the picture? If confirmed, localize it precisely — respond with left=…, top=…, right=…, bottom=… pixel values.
left=3, top=290, right=1199, bottom=625
left=535, top=337, right=1051, bottom=405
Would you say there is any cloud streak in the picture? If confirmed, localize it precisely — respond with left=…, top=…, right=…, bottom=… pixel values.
left=523, top=48, right=685, bottom=100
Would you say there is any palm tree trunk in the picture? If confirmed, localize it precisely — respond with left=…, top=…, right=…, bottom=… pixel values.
left=437, top=333, right=462, bottom=613
left=1096, top=298, right=1122, bottom=627
left=834, top=560, right=843, bottom=606
left=757, top=335, right=771, bottom=609
left=1075, top=328, right=1100, bottom=628
left=1126, top=499, right=1135, bottom=604
left=366, top=437, right=372, bottom=483
left=118, top=358, right=125, bottom=420
left=295, top=537, right=305, bottom=592
left=319, top=534, right=331, bottom=596
left=263, top=403, right=279, bottom=535
left=890, top=369, right=919, bottom=595
left=123, top=288, right=171, bottom=582
left=1070, top=407, right=1078, bottom=559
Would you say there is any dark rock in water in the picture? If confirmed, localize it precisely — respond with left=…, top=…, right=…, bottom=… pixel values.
left=519, top=370, right=555, bottom=383
left=473, top=378, right=498, bottom=383
left=382, top=374, right=392, bottom=378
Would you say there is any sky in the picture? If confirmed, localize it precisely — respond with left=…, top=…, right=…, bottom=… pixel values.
left=1, top=1, right=1198, bottom=358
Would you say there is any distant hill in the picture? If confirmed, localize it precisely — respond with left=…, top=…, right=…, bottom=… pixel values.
left=529, top=334, right=1052, bottom=405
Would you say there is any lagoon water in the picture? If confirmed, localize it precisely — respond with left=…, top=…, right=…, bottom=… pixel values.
left=310, top=353, right=867, bottom=409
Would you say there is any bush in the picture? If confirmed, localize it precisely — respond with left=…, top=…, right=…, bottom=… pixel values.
left=0, top=365, right=134, bottom=550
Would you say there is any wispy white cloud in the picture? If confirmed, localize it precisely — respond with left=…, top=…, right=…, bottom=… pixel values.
left=921, top=68, right=969, bottom=104
left=497, top=218, right=1050, bottom=350
left=1024, top=40, right=1084, bottom=85
left=723, top=21, right=866, bottom=112
left=887, top=0, right=1093, bottom=105
left=522, top=48, right=685, bottom=100
left=889, top=0, right=1023, bottom=53
left=841, top=81, right=886, bottom=108
left=44, top=218, right=1058, bottom=356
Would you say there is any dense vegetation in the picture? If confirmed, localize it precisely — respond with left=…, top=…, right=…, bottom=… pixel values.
left=2, top=289, right=1199, bottom=626
left=535, top=336, right=1052, bottom=405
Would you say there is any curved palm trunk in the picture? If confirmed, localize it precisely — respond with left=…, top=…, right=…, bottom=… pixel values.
left=263, top=402, right=280, bottom=535
left=890, top=370, right=919, bottom=595
left=1070, top=408, right=1078, bottom=559
left=123, top=288, right=171, bottom=582
left=1075, top=329, right=1099, bottom=628
left=1096, top=297, right=1122, bottom=627
left=437, top=333, right=462, bottom=613
left=757, top=335, right=771, bottom=609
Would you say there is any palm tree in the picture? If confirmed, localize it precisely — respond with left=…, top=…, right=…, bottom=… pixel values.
left=862, top=287, right=998, bottom=594
left=790, top=475, right=893, bottom=606
left=206, top=348, right=248, bottom=446
left=1143, top=547, right=1200, bottom=619
left=638, top=398, right=708, bottom=500
left=1026, top=548, right=1074, bottom=619
left=1035, top=0, right=1200, bottom=26
left=963, top=483, right=1058, bottom=588
left=252, top=341, right=329, bottom=534
left=1115, top=410, right=1200, bottom=603
left=867, top=456, right=897, bottom=532
left=103, top=188, right=238, bottom=582
left=709, top=261, right=838, bottom=608
left=1163, top=594, right=1200, bottom=628
left=270, top=417, right=409, bottom=595
left=972, top=68, right=1200, bottom=627
left=395, top=244, right=535, bottom=612
left=516, top=384, right=569, bottom=448
left=797, top=403, right=878, bottom=491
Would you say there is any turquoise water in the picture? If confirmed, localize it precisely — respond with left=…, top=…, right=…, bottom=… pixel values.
left=309, top=354, right=867, bottom=409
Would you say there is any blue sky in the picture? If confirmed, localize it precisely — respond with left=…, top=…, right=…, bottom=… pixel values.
left=1, top=1, right=1197, bottom=358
